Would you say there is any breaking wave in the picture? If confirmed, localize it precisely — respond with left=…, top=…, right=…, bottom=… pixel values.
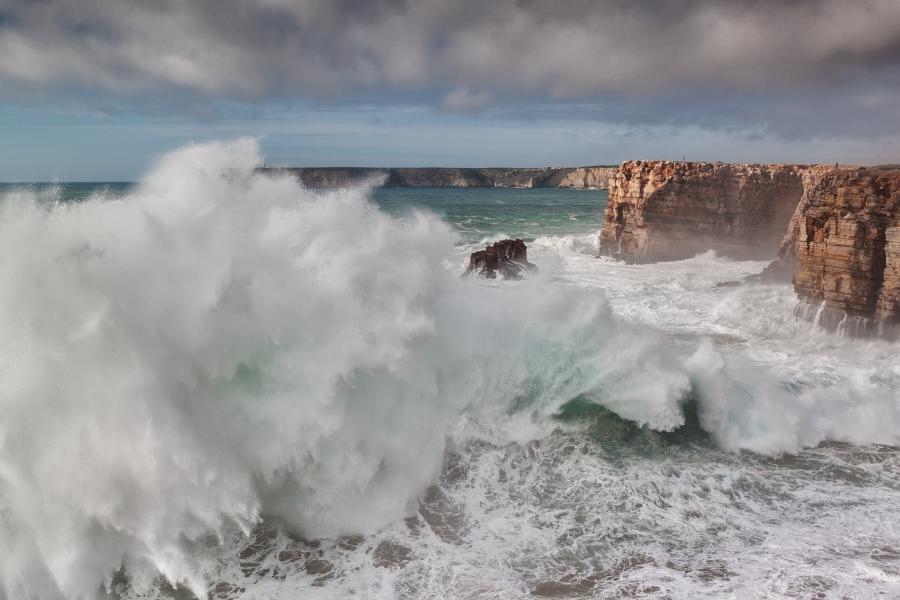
left=0, top=140, right=897, bottom=599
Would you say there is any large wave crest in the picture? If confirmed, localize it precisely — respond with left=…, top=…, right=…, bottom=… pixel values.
left=0, top=140, right=694, bottom=599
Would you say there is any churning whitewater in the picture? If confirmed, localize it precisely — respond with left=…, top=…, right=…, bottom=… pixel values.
left=0, top=140, right=899, bottom=599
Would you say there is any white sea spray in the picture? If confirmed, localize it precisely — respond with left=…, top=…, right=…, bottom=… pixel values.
left=0, top=140, right=689, bottom=599
left=1, top=140, right=898, bottom=599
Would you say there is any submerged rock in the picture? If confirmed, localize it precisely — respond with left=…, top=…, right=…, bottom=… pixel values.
left=465, top=239, right=537, bottom=279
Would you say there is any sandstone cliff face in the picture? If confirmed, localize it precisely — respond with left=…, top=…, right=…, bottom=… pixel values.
left=600, top=161, right=805, bottom=262
left=258, top=166, right=615, bottom=189
left=781, top=166, right=900, bottom=336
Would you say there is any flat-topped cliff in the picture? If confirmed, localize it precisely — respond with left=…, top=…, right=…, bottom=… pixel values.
left=599, top=159, right=899, bottom=338
left=259, top=166, right=616, bottom=189
left=780, top=166, right=900, bottom=337
left=600, top=161, right=806, bottom=262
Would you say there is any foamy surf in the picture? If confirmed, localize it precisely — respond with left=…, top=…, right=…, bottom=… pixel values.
left=0, top=141, right=898, bottom=599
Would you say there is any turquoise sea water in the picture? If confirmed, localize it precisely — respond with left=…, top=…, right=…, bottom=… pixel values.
left=369, top=187, right=607, bottom=242
left=0, top=183, right=607, bottom=243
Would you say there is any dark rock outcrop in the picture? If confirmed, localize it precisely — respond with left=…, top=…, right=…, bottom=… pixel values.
left=780, top=166, right=900, bottom=337
left=465, top=239, right=537, bottom=279
left=600, top=161, right=806, bottom=263
left=259, top=166, right=616, bottom=189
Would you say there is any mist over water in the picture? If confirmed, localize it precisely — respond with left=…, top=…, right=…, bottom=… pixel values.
left=1, top=140, right=899, bottom=599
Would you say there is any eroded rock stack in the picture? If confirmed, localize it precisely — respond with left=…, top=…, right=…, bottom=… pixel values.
left=465, top=239, right=537, bottom=280
left=780, top=166, right=900, bottom=337
left=600, top=161, right=806, bottom=263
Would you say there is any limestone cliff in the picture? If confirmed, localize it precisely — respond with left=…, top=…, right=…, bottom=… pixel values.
left=552, top=166, right=617, bottom=189
left=258, top=166, right=615, bottom=189
left=601, top=160, right=900, bottom=337
left=600, top=161, right=806, bottom=262
left=780, top=166, right=900, bottom=337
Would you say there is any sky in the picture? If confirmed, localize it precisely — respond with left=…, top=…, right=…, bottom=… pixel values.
left=1, top=0, right=900, bottom=181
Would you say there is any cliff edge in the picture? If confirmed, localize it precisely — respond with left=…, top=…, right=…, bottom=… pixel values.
left=600, top=161, right=805, bottom=262
left=780, top=166, right=900, bottom=337
left=600, top=159, right=900, bottom=338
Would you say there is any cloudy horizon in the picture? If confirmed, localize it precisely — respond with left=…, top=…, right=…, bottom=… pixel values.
left=2, top=0, right=900, bottom=180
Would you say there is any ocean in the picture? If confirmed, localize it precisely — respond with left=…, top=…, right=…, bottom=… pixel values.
left=0, top=140, right=898, bottom=599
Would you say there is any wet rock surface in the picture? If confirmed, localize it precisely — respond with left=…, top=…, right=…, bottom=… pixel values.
left=465, top=239, right=537, bottom=279
left=781, top=166, right=900, bottom=337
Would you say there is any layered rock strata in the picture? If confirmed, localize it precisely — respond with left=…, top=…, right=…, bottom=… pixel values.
left=600, top=161, right=806, bottom=262
left=259, top=166, right=615, bottom=189
left=602, top=159, right=900, bottom=336
left=780, top=166, right=900, bottom=337
left=465, top=239, right=536, bottom=279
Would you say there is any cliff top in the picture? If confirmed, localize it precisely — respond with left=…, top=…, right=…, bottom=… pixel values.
left=615, top=160, right=900, bottom=171
left=259, top=165, right=618, bottom=171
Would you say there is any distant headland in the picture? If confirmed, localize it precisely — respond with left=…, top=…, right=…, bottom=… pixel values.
left=256, top=166, right=617, bottom=189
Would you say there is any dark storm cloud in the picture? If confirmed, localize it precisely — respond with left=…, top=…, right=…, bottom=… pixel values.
left=2, top=0, right=900, bottom=138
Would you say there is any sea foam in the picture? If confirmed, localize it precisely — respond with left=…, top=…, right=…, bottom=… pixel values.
left=1, top=140, right=898, bottom=599
left=0, top=140, right=690, bottom=598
